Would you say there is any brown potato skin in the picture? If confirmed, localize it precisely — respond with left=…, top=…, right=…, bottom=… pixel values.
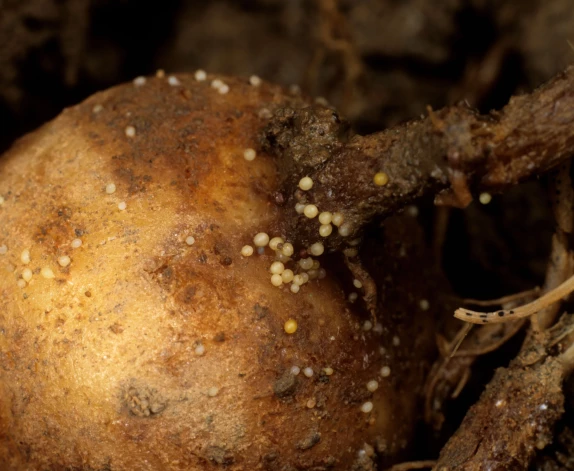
left=0, top=75, right=434, bottom=470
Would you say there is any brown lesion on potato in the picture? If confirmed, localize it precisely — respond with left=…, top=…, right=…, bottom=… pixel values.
left=123, top=385, right=167, bottom=418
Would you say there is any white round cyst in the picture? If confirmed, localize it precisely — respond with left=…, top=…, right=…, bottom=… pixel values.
left=195, top=69, right=207, bottom=81
left=58, top=256, right=71, bottom=267
left=185, top=236, right=195, bottom=246
left=271, top=274, right=283, bottom=287
left=41, top=267, right=55, bottom=279
left=253, top=232, right=270, bottom=247
left=353, top=279, right=363, bottom=289
left=348, top=292, right=358, bottom=302
left=22, top=268, right=33, bottom=282
left=367, top=380, right=379, bottom=392
left=419, top=299, right=430, bottom=311
left=71, top=239, right=83, bottom=249
left=211, top=79, right=223, bottom=89
left=125, top=126, right=136, bottom=138
left=207, top=387, right=219, bottom=397
left=298, top=177, right=313, bottom=191
left=118, top=202, right=127, bottom=211
left=167, top=75, right=180, bottom=86
left=21, top=249, right=30, bottom=264
left=309, top=242, right=324, bottom=256
left=92, top=104, right=103, bottom=113
left=360, top=401, right=374, bottom=413
left=17, top=279, right=26, bottom=289
left=249, top=75, right=262, bottom=86
left=392, top=336, right=401, bottom=346
left=133, top=76, right=146, bottom=87
left=303, top=367, right=313, bottom=378
left=363, top=320, right=372, bottom=331
left=218, top=83, right=230, bottom=94
left=243, top=148, right=256, bottom=161
left=0, top=245, right=7, bottom=255
left=241, top=245, right=254, bottom=257
left=303, top=205, right=319, bottom=219
left=290, top=366, right=301, bottom=375
left=194, top=344, right=205, bottom=356
left=381, top=366, right=391, bottom=377
left=105, top=183, right=116, bottom=194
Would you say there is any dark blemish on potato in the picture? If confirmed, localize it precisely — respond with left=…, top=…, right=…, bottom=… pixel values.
left=213, top=332, right=225, bottom=342
left=273, top=371, right=297, bottom=398
left=254, top=303, right=269, bottom=320
left=296, top=432, right=321, bottom=450
left=124, top=386, right=167, bottom=417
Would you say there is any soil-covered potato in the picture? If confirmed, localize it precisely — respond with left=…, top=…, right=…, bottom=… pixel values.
left=0, top=74, right=435, bottom=470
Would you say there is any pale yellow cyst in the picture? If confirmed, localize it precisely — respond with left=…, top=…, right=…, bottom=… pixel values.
left=381, top=366, right=391, bottom=377
left=125, top=126, right=136, bottom=138
left=309, top=242, right=324, bottom=256
left=185, top=236, right=195, bottom=246
left=298, top=177, right=313, bottom=191
left=21, top=249, right=30, bottom=265
left=194, top=69, right=207, bottom=81
left=106, top=183, right=116, bottom=194
left=249, top=75, right=262, bottom=86
left=300, top=273, right=309, bottom=284
left=281, top=269, right=294, bottom=283
left=271, top=274, right=283, bottom=287
left=0, top=196, right=4, bottom=205
left=361, top=401, right=374, bottom=413
left=367, top=380, right=379, bottom=392
left=58, top=256, right=71, bottom=267
left=318, top=212, right=332, bottom=225
left=479, top=192, right=492, bottom=205
left=295, top=203, right=306, bottom=214
left=22, top=268, right=33, bottom=282
left=92, top=104, right=103, bottom=113
left=0, top=245, right=7, bottom=255
left=353, top=279, right=363, bottom=289
left=241, top=245, right=254, bottom=257
left=332, top=212, right=344, bottom=227
left=253, top=232, right=270, bottom=247
left=270, top=261, right=285, bottom=275
left=319, top=224, right=332, bottom=237
left=155, top=69, right=165, bottom=78
left=71, top=239, right=83, bottom=249
left=299, top=258, right=313, bottom=270
left=373, top=172, right=389, bottom=186
left=290, top=283, right=300, bottom=293
left=243, top=148, right=256, bottom=161
left=41, top=267, right=55, bottom=279
left=118, top=202, right=127, bottom=211
left=207, top=387, right=219, bottom=397
left=284, top=319, right=298, bottom=334
left=269, top=237, right=284, bottom=250
left=281, top=243, right=294, bottom=257
left=338, top=223, right=351, bottom=237
left=323, top=367, right=334, bottom=376
left=303, top=204, right=319, bottom=219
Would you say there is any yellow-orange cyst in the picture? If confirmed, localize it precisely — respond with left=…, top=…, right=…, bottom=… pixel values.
left=284, top=319, right=298, bottom=334
left=373, top=172, right=389, bottom=186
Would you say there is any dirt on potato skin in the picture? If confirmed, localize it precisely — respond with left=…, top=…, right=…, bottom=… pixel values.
left=0, top=74, right=441, bottom=471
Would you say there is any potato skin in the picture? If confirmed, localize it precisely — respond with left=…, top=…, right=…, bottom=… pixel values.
left=0, top=75, right=433, bottom=470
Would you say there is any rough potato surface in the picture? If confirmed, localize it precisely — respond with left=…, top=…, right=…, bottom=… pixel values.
left=0, top=75, right=431, bottom=470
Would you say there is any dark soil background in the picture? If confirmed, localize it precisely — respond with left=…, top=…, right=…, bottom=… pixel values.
left=2, top=0, right=574, bottom=467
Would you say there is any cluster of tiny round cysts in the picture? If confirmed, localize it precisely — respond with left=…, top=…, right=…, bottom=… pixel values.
left=241, top=232, right=327, bottom=298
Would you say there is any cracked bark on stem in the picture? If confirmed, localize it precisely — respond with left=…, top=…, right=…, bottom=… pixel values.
left=264, top=66, right=574, bottom=250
